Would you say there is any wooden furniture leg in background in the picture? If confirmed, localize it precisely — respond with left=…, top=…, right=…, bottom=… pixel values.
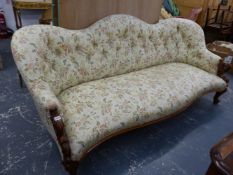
left=12, top=6, right=22, bottom=29
left=206, top=132, right=233, bottom=175
left=12, top=5, right=23, bottom=87
left=0, top=54, right=3, bottom=70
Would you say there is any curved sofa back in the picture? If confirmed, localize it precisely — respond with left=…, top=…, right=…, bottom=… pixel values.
left=11, top=15, right=206, bottom=95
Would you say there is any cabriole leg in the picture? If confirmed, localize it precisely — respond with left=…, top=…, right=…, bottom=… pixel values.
left=213, top=88, right=227, bottom=105
left=214, top=58, right=230, bottom=105
left=63, top=160, right=79, bottom=175
left=49, top=107, right=79, bottom=175
left=18, top=71, right=23, bottom=88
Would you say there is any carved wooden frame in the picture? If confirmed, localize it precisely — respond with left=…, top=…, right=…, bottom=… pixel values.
left=49, top=60, right=229, bottom=175
left=49, top=107, right=79, bottom=175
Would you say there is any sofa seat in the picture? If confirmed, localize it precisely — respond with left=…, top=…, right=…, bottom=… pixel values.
left=58, top=63, right=226, bottom=160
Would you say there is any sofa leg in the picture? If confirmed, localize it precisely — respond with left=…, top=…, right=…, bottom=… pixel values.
left=214, top=58, right=230, bottom=105
left=49, top=107, right=79, bottom=175
left=18, top=71, right=23, bottom=88
left=63, top=160, right=79, bottom=175
left=213, top=89, right=227, bottom=105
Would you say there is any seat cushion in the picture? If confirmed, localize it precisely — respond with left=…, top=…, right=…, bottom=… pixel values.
left=58, top=63, right=226, bottom=160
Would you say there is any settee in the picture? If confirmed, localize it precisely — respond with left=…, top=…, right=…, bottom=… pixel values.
left=11, top=15, right=228, bottom=174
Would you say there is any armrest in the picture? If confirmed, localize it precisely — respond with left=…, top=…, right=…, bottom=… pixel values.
left=28, top=79, right=65, bottom=140
left=188, top=48, right=222, bottom=75
left=170, top=18, right=221, bottom=75
left=28, top=80, right=62, bottom=115
left=28, top=80, right=74, bottom=161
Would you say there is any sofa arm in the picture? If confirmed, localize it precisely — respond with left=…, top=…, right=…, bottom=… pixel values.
left=188, top=48, right=222, bottom=75
left=29, top=80, right=61, bottom=111
left=28, top=80, right=63, bottom=136
left=171, top=18, right=221, bottom=75
left=30, top=80, right=74, bottom=166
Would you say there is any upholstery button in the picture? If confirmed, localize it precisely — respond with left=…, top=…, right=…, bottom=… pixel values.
left=187, top=43, right=191, bottom=48
left=149, top=35, right=153, bottom=41
left=102, top=48, right=108, bottom=56
left=92, top=40, right=98, bottom=48
left=116, top=46, right=121, bottom=51
left=76, top=44, right=81, bottom=51
left=123, top=28, right=128, bottom=38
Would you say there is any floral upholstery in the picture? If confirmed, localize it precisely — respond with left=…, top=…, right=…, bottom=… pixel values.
left=11, top=15, right=226, bottom=161
left=58, top=63, right=226, bottom=160
left=12, top=15, right=221, bottom=96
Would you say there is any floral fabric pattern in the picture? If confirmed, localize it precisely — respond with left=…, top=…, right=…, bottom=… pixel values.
left=58, top=63, right=226, bottom=160
left=11, top=15, right=226, bottom=161
left=12, top=15, right=221, bottom=95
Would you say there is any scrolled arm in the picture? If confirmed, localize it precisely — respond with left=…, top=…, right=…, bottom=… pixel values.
left=188, top=48, right=222, bottom=75
left=29, top=80, right=62, bottom=113
left=29, top=80, right=78, bottom=169
left=173, top=19, right=222, bottom=75
left=30, top=81, right=77, bottom=170
left=27, top=80, right=64, bottom=139
left=194, top=48, right=231, bottom=79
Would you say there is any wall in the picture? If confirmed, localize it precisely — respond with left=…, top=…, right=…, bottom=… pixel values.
left=174, top=0, right=233, bottom=27
left=0, top=0, right=43, bottom=31
left=174, top=0, right=209, bottom=26
left=59, top=0, right=162, bottom=29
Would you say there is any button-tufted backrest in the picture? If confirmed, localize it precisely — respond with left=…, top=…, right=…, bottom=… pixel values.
left=12, top=15, right=206, bottom=95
